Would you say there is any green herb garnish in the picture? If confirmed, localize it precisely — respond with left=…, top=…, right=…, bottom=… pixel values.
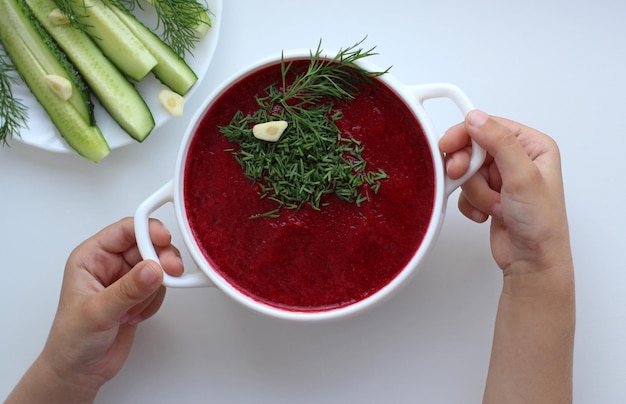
left=219, top=39, right=390, bottom=218
left=119, top=0, right=211, bottom=57
left=0, top=47, right=28, bottom=145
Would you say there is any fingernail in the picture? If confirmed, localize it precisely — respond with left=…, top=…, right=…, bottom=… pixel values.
left=471, top=209, right=488, bottom=223
left=467, top=110, right=489, bottom=128
left=445, top=156, right=454, bottom=174
left=140, top=265, right=159, bottom=286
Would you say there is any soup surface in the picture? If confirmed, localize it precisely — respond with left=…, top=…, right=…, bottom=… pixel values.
left=184, top=60, right=435, bottom=312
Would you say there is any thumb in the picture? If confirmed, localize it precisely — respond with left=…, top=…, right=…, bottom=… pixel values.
left=465, top=110, right=535, bottom=186
left=94, top=260, right=163, bottom=324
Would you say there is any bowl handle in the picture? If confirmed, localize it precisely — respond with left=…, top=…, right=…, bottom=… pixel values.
left=407, top=83, right=486, bottom=196
left=135, top=180, right=214, bottom=288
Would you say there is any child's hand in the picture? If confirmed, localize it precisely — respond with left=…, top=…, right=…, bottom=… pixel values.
left=6, top=217, right=183, bottom=403
left=440, top=110, right=572, bottom=275
left=441, top=110, right=575, bottom=403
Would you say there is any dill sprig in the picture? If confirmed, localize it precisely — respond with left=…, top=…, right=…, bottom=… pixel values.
left=120, top=0, right=211, bottom=57
left=0, top=47, right=28, bottom=145
left=219, top=39, right=390, bottom=218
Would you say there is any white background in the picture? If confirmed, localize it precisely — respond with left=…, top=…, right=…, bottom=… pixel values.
left=2, top=0, right=626, bottom=402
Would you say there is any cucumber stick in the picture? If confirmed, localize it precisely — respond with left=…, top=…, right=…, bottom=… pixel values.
left=108, top=4, right=198, bottom=95
left=25, top=0, right=155, bottom=141
left=6, top=0, right=92, bottom=125
left=65, top=0, right=158, bottom=81
left=0, top=0, right=110, bottom=162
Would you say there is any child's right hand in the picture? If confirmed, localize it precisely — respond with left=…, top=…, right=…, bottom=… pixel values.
left=439, top=110, right=572, bottom=277
left=441, top=110, right=576, bottom=403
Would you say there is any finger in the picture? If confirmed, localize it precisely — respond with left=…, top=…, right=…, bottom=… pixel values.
left=439, top=121, right=470, bottom=154
left=440, top=119, right=494, bottom=180
left=488, top=161, right=503, bottom=192
left=87, top=260, right=164, bottom=327
left=459, top=167, right=501, bottom=217
left=122, top=243, right=184, bottom=276
left=92, top=217, right=137, bottom=255
left=157, top=245, right=185, bottom=277
left=464, top=110, right=536, bottom=186
left=439, top=123, right=472, bottom=180
left=95, top=217, right=172, bottom=255
left=458, top=192, right=489, bottom=223
left=444, top=145, right=472, bottom=180
left=125, top=285, right=167, bottom=325
left=148, top=219, right=174, bottom=247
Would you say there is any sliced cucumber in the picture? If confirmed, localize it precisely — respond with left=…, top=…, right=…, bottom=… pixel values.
left=65, top=0, right=158, bottom=82
left=0, top=0, right=109, bottom=162
left=25, top=0, right=155, bottom=142
left=108, top=4, right=198, bottom=96
left=11, top=0, right=94, bottom=125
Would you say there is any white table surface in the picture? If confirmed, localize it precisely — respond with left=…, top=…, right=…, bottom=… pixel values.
left=2, top=1, right=626, bottom=402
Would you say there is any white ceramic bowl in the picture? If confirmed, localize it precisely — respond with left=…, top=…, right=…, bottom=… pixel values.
left=135, top=50, right=485, bottom=321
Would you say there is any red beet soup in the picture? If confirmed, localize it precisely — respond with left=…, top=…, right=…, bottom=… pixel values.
left=184, top=59, right=435, bottom=312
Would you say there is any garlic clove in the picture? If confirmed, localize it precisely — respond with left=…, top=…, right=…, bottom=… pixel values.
left=252, top=120, right=288, bottom=142
left=48, top=8, right=70, bottom=25
left=43, top=74, right=72, bottom=101
left=158, top=89, right=184, bottom=117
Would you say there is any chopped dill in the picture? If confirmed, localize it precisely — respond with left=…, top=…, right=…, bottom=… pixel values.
left=219, top=39, right=391, bottom=218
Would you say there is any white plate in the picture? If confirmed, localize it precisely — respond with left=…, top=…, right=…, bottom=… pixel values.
left=7, top=0, right=222, bottom=153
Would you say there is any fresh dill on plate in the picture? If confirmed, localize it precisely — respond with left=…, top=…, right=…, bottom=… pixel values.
left=119, top=0, right=211, bottom=57
left=219, top=39, right=391, bottom=218
left=0, top=46, right=28, bottom=145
